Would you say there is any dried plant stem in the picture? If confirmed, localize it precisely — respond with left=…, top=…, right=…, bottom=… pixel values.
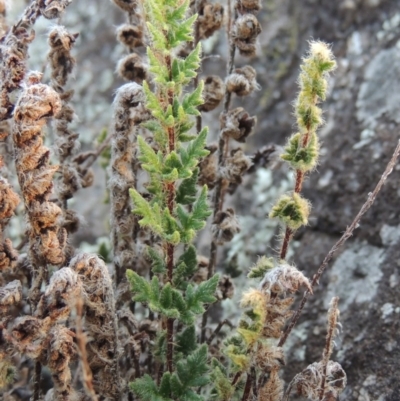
left=206, top=318, right=233, bottom=345
left=319, top=297, right=339, bottom=400
left=279, top=127, right=311, bottom=260
left=76, top=298, right=99, bottom=401
left=279, top=139, right=400, bottom=347
left=202, top=2, right=238, bottom=343
left=33, top=361, right=42, bottom=401
left=111, top=84, right=147, bottom=285
left=241, top=369, right=255, bottom=401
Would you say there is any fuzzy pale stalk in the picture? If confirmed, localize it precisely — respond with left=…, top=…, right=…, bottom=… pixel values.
left=279, top=139, right=400, bottom=347
left=111, top=83, right=148, bottom=285
left=48, top=27, right=81, bottom=208
left=76, top=297, right=99, bottom=401
left=70, top=253, right=121, bottom=400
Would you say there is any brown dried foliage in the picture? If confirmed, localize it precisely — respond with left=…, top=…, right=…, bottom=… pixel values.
left=13, top=81, right=67, bottom=266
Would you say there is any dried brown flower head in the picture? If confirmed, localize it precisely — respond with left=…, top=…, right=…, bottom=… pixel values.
left=225, top=65, right=260, bottom=96
left=117, top=53, right=147, bottom=83
left=295, top=361, right=347, bottom=400
left=198, top=143, right=218, bottom=189
left=221, top=148, right=252, bottom=185
left=0, top=239, right=19, bottom=271
left=255, top=344, right=285, bottom=371
left=199, top=76, right=225, bottom=112
left=232, top=14, right=261, bottom=57
left=220, top=107, right=257, bottom=143
left=238, top=0, right=262, bottom=11
left=48, top=26, right=78, bottom=87
left=0, top=280, right=22, bottom=316
left=198, top=1, right=224, bottom=40
left=0, top=177, right=20, bottom=224
left=258, top=367, right=283, bottom=401
left=117, top=24, right=144, bottom=48
left=212, top=207, right=241, bottom=244
left=40, top=0, right=73, bottom=19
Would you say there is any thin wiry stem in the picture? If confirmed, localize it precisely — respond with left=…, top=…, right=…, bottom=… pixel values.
left=278, top=139, right=400, bottom=347
left=319, top=297, right=339, bottom=400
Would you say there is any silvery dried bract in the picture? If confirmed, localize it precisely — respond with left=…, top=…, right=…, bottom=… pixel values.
left=295, top=361, right=347, bottom=401
left=255, top=344, right=285, bottom=371
left=226, top=65, right=260, bottom=96
left=259, top=263, right=312, bottom=294
left=212, top=207, right=241, bottom=244
left=199, top=76, right=225, bottom=112
left=232, top=14, right=261, bottom=57
left=220, top=107, right=257, bottom=143
left=197, top=0, right=224, bottom=39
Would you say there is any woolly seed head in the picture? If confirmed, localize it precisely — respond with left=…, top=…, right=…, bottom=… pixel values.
left=269, top=193, right=310, bottom=230
left=309, top=41, right=336, bottom=70
left=259, top=263, right=312, bottom=294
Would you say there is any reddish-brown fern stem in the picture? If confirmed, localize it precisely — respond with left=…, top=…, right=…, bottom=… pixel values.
left=165, top=55, right=176, bottom=373
left=241, top=369, right=255, bottom=401
left=279, top=127, right=311, bottom=260
left=279, top=139, right=400, bottom=347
